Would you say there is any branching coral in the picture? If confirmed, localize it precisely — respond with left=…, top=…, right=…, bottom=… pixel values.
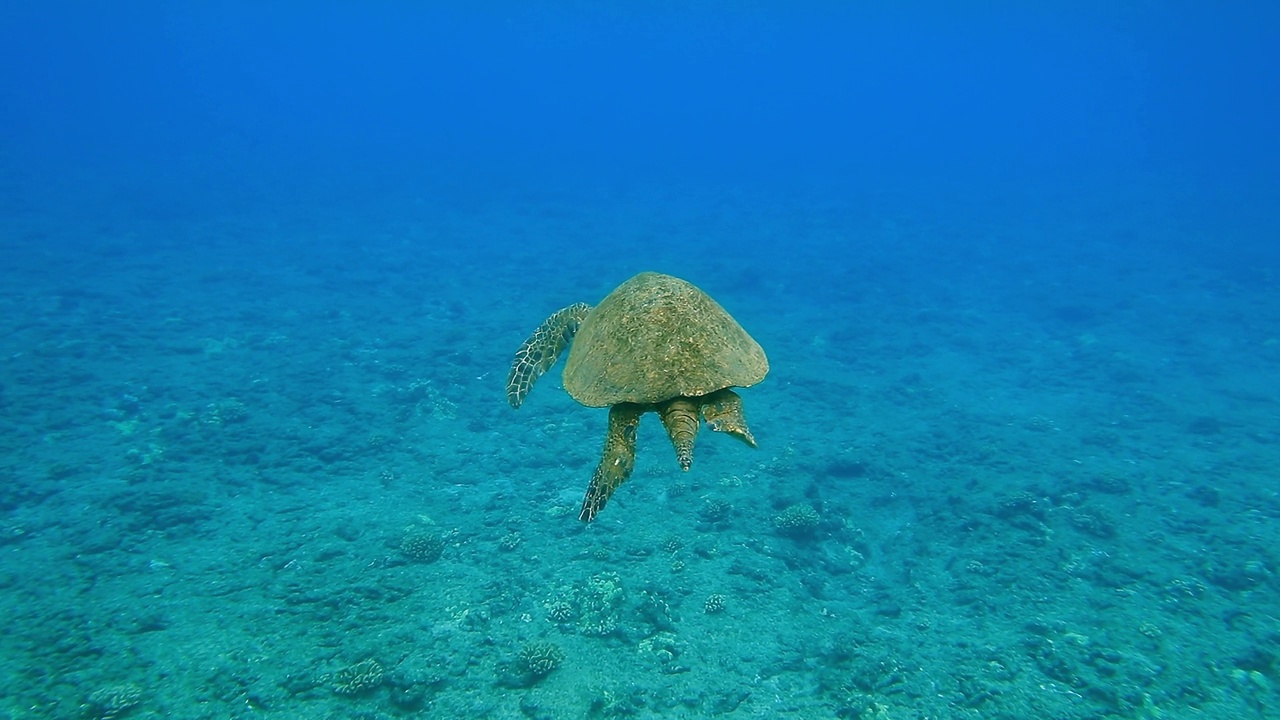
left=516, top=642, right=565, bottom=680
left=401, top=529, right=445, bottom=563
left=84, top=683, right=142, bottom=719
left=333, top=659, right=384, bottom=696
left=773, top=504, right=821, bottom=537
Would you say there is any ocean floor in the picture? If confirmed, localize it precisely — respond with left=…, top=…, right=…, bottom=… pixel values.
left=2, top=180, right=1278, bottom=719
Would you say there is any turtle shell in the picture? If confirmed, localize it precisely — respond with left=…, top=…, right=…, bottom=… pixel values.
left=563, top=272, right=768, bottom=407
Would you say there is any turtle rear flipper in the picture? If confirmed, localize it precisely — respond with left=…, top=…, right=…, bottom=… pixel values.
left=506, top=303, right=592, bottom=408
left=579, top=404, right=643, bottom=521
left=700, top=389, right=757, bottom=447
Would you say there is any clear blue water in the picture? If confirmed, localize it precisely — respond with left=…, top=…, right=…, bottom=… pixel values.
left=2, top=4, right=1278, bottom=719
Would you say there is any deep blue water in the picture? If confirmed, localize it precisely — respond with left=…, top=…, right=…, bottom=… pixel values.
left=2, top=4, right=1279, bottom=719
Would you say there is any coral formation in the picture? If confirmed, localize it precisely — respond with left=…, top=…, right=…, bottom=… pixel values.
left=636, top=589, right=677, bottom=634
left=497, top=531, right=522, bottom=551
left=84, top=683, right=143, bottom=719
left=995, top=491, right=1044, bottom=519
left=637, top=631, right=688, bottom=673
left=773, top=504, right=821, bottom=536
left=576, top=572, right=625, bottom=637
left=200, top=399, right=249, bottom=425
left=545, top=600, right=575, bottom=623
left=515, top=642, right=564, bottom=681
left=401, top=528, right=445, bottom=563
left=1068, top=507, right=1117, bottom=539
left=699, top=497, right=733, bottom=523
left=333, top=659, right=384, bottom=696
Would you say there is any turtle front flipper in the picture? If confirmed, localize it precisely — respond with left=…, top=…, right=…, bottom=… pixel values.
left=658, top=397, right=700, bottom=471
left=506, top=302, right=592, bottom=409
left=579, top=403, right=643, bottom=522
left=699, top=389, right=757, bottom=448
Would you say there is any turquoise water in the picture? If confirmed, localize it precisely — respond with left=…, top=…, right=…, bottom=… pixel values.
left=3, top=5, right=1279, bottom=719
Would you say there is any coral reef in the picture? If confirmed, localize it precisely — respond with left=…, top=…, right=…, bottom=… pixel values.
left=9, top=196, right=1273, bottom=720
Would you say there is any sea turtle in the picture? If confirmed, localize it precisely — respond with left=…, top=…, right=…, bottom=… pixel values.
left=506, top=271, right=769, bottom=521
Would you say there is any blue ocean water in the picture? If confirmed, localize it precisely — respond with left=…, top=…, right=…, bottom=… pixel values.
left=2, top=3, right=1279, bottom=718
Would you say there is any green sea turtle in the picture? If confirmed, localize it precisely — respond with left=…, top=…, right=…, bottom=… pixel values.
left=506, top=271, right=769, bottom=521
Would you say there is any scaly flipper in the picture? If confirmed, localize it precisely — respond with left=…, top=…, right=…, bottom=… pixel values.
left=699, top=388, right=757, bottom=447
left=579, top=403, right=643, bottom=521
left=658, top=397, right=700, bottom=471
left=506, top=302, right=592, bottom=408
